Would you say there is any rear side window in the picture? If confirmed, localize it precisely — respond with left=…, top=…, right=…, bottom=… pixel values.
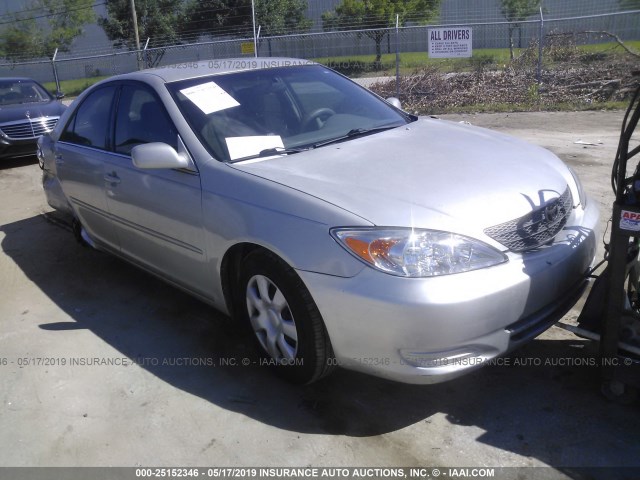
left=60, top=86, right=116, bottom=149
left=114, top=85, right=178, bottom=155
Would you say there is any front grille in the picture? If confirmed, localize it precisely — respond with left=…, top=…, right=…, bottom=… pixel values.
left=484, top=186, right=573, bottom=252
left=0, top=117, right=59, bottom=140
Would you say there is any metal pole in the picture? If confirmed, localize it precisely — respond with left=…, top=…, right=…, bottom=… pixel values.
left=537, top=6, right=544, bottom=83
left=143, top=37, right=150, bottom=68
left=256, top=25, right=261, bottom=57
left=395, top=14, right=400, bottom=99
left=51, top=48, right=61, bottom=95
left=131, top=0, right=142, bottom=70
left=251, top=0, right=258, bottom=58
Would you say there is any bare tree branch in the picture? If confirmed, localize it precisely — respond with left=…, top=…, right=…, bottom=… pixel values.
left=583, top=31, right=640, bottom=58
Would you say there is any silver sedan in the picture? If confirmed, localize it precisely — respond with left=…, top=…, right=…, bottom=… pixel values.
left=39, top=58, right=599, bottom=384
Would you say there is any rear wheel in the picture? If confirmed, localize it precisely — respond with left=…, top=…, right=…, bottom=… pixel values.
left=239, top=250, right=334, bottom=384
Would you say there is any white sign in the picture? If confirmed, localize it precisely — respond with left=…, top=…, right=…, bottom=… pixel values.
left=180, top=82, right=240, bottom=115
left=428, top=27, right=473, bottom=58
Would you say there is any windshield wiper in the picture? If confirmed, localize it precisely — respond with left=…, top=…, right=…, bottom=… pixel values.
left=312, top=124, right=401, bottom=149
left=229, top=146, right=309, bottom=163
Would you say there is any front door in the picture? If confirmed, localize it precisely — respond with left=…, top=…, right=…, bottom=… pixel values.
left=102, top=83, right=209, bottom=296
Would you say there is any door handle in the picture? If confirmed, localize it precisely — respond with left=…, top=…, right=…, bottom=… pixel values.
left=104, top=172, right=121, bottom=185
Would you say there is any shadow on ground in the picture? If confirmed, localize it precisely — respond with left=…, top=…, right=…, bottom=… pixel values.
left=0, top=156, right=37, bottom=170
left=1, top=214, right=639, bottom=476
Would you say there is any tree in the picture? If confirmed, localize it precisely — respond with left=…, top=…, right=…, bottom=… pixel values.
left=255, top=0, right=312, bottom=36
left=0, top=18, right=42, bottom=61
left=500, top=0, right=542, bottom=60
left=181, top=0, right=312, bottom=40
left=180, top=0, right=231, bottom=40
left=0, top=0, right=95, bottom=61
left=322, top=0, right=440, bottom=64
left=99, top=0, right=187, bottom=68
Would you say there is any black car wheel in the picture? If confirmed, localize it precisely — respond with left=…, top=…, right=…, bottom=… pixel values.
left=239, top=250, right=335, bottom=384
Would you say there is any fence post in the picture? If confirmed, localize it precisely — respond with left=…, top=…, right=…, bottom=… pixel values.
left=142, top=37, right=150, bottom=68
left=537, top=7, right=544, bottom=83
left=395, top=15, right=400, bottom=99
left=256, top=25, right=262, bottom=57
left=51, top=48, right=61, bottom=95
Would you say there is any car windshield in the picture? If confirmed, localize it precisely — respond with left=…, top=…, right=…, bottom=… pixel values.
left=167, top=65, right=413, bottom=162
left=0, top=80, right=53, bottom=106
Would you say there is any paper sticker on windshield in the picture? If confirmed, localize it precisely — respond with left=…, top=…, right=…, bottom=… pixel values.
left=226, top=136, right=284, bottom=161
left=621, top=210, right=640, bottom=231
left=180, top=82, right=239, bottom=114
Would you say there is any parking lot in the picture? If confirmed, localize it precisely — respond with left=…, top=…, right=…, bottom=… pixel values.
left=0, top=110, right=638, bottom=476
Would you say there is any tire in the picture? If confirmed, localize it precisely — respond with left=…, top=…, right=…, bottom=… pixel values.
left=239, top=249, right=335, bottom=384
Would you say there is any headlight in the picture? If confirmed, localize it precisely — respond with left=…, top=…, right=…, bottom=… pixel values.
left=568, top=166, right=587, bottom=208
left=331, top=228, right=507, bottom=277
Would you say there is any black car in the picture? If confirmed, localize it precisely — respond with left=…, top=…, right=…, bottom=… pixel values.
left=0, top=77, right=66, bottom=160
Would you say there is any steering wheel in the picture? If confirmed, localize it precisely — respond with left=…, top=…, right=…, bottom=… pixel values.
left=301, top=108, right=336, bottom=132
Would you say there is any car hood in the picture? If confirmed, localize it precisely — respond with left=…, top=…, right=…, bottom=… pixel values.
left=229, top=118, right=575, bottom=247
left=0, top=100, right=65, bottom=123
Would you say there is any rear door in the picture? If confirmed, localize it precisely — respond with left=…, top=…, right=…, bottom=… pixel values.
left=54, top=85, right=120, bottom=251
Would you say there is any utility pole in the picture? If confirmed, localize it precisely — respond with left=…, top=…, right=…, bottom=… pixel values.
left=130, top=0, right=142, bottom=69
left=251, top=0, right=258, bottom=58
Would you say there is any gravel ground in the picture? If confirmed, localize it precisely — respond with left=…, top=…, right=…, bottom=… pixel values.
left=0, top=110, right=638, bottom=477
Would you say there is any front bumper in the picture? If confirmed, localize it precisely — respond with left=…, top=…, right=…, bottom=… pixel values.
left=298, top=198, right=599, bottom=384
left=0, top=136, right=38, bottom=159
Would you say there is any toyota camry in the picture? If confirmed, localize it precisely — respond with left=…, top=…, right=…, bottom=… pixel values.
left=39, top=58, right=599, bottom=384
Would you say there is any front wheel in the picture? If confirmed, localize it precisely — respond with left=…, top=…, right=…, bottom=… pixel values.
left=239, top=250, right=335, bottom=384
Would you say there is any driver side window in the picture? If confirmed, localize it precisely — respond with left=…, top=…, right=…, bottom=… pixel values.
left=114, top=85, right=178, bottom=155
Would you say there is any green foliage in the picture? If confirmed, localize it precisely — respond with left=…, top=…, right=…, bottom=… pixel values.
left=322, top=0, right=440, bottom=62
left=500, top=0, right=542, bottom=59
left=0, top=0, right=95, bottom=61
left=526, top=82, right=540, bottom=104
left=181, top=0, right=312, bottom=39
left=500, top=0, right=541, bottom=23
left=43, top=75, right=109, bottom=97
left=0, top=18, right=42, bottom=60
left=255, top=0, right=312, bottom=36
left=99, top=0, right=185, bottom=67
left=43, top=0, right=95, bottom=53
left=100, top=0, right=311, bottom=66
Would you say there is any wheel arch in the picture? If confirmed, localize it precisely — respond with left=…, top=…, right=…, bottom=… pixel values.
left=221, top=242, right=286, bottom=320
left=224, top=242, right=336, bottom=383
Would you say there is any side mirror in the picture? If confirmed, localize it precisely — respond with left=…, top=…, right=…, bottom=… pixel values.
left=386, top=97, right=402, bottom=109
left=131, top=142, right=190, bottom=170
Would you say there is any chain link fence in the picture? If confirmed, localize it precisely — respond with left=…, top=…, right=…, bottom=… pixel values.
left=0, top=9, right=638, bottom=103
